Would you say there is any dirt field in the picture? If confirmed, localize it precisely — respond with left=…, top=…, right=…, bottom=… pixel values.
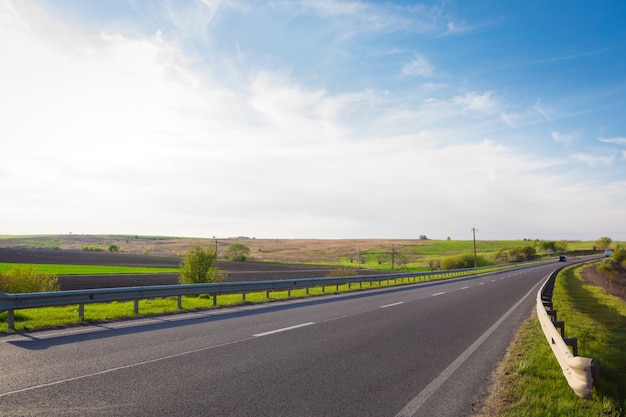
left=0, top=234, right=434, bottom=263
left=0, top=247, right=379, bottom=290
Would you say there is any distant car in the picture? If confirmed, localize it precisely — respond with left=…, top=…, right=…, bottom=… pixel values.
left=558, top=255, right=567, bottom=262
left=604, top=250, right=612, bottom=257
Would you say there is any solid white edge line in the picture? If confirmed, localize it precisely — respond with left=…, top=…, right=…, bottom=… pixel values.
left=380, top=302, right=405, bottom=308
left=394, top=277, right=544, bottom=417
left=253, top=322, right=315, bottom=337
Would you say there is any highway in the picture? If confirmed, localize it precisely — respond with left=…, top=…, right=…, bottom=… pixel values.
left=0, top=263, right=560, bottom=416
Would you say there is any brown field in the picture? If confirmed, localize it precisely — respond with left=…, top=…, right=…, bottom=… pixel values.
left=0, top=234, right=436, bottom=264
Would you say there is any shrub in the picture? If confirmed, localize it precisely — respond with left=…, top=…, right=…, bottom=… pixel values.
left=596, top=236, right=613, bottom=250
left=81, top=244, right=103, bottom=252
left=612, top=248, right=626, bottom=264
left=107, top=244, right=120, bottom=253
left=179, top=244, right=223, bottom=284
left=440, top=253, right=490, bottom=269
left=508, top=245, right=537, bottom=262
left=224, top=243, right=251, bottom=262
left=0, top=266, right=60, bottom=293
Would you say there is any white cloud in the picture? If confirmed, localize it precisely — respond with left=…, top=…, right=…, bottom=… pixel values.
left=402, top=55, right=434, bottom=77
left=452, top=91, right=497, bottom=114
left=1, top=0, right=624, bottom=240
left=571, top=153, right=616, bottom=168
left=500, top=99, right=562, bottom=127
left=551, top=131, right=575, bottom=145
left=598, top=136, right=626, bottom=146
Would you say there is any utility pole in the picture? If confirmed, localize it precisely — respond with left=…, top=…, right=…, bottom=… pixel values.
left=472, top=227, right=478, bottom=268
left=391, top=244, right=395, bottom=270
left=357, top=244, right=361, bottom=269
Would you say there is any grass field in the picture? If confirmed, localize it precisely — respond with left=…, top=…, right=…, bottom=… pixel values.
left=0, top=263, right=179, bottom=275
left=0, top=235, right=617, bottom=268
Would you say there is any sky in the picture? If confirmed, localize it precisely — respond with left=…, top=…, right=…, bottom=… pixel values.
left=1, top=0, right=625, bottom=241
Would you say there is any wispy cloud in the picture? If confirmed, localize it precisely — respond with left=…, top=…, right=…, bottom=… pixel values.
left=551, top=131, right=576, bottom=145
left=598, top=136, right=626, bottom=146
left=500, top=99, right=562, bottom=127
left=402, top=55, right=434, bottom=77
left=1, top=0, right=625, bottom=240
left=571, top=153, right=616, bottom=168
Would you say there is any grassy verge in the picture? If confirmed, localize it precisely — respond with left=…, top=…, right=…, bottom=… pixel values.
left=477, top=262, right=626, bottom=417
left=0, top=263, right=179, bottom=275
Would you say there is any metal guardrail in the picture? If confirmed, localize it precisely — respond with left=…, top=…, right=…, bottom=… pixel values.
left=0, top=263, right=525, bottom=330
left=536, top=268, right=595, bottom=399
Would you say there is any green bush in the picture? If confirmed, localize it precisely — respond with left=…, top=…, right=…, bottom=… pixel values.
left=612, top=248, right=626, bottom=264
left=107, top=244, right=120, bottom=253
left=179, top=244, right=223, bottom=284
left=81, top=244, right=104, bottom=252
left=440, top=253, right=490, bottom=269
left=325, top=267, right=358, bottom=278
left=224, top=243, right=251, bottom=261
left=0, top=266, right=60, bottom=293
left=508, top=245, right=537, bottom=262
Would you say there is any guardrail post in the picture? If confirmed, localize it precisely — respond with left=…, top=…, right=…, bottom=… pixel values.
left=547, top=309, right=557, bottom=321
left=177, top=296, right=182, bottom=309
left=7, top=309, right=14, bottom=330
left=78, top=304, right=85, bottom=321
left=553, top=320, right=565, bottom=337
left=212, top=294, right=217, bottom=306
left=564, top=337, right=578, bottom=356
left=134, top=300, right=139, bottom=314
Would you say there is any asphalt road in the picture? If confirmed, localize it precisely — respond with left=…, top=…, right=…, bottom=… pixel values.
left=0, top=262, right=560, bottom=416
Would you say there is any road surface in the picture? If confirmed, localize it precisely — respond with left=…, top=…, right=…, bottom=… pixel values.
left=0, top=263, right=559, bottom=416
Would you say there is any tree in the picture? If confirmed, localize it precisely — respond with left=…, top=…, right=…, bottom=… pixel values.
left=612, top=248, right=626, bottom=264
left=508, top=245, right=536, bottom=262
left=224, top=243, right=251, bottom=261
left=596, top=236, right=613, bottom=250
left=108, top=244, right=120, bottom=253
left=179, top=244, right=223, bottom=284
left=555, top=241, right=568, bottom=253
left=540, top=241, right=557, bottom=252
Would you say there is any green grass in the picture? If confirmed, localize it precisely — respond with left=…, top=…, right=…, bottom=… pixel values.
left=0, top=263, right=179, bottom=275
left=483, top=262, right=625, bottom=417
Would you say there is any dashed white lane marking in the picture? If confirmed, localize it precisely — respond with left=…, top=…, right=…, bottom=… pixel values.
left=461, top=286, right=469, bottom=290
left=253, top=322, right=315, bottom=337
left=478, top=282, right=485, bottom=286
left=380, top=302, right=405, bottom=309
left=432, top=292, right=446, bottom=297
left=394, top=278, right=544, bottom=417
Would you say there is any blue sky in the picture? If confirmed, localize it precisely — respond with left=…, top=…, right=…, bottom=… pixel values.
left=1, top=0, right=625, bottom=241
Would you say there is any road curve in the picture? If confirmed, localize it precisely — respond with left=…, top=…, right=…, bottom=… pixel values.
left=0, top=262, right=560, bottom=416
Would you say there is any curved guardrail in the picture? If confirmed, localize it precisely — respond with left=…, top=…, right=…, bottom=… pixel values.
left=536, top=268, right=594, bottom=399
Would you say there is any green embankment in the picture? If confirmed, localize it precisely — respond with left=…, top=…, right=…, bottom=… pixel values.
left=480, top=262, right=625, bottom=417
